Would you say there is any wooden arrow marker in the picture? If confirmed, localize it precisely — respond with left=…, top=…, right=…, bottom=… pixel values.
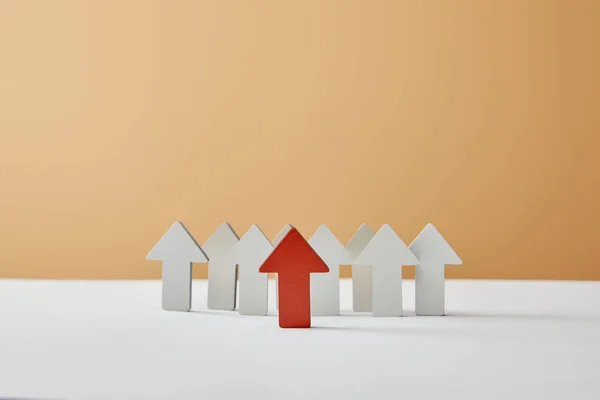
left=203, top=222, right=239, bottom=311
left=354, top=224, right=419, bottom=317
left=346, top=224, right=375, bottom=312
left=409, top=223, right=462, bottom=316
left=226, top=225, right=273, bottom=315
left=272, top=224, right=293, bottom=310
left=146, top=221, right=208, bottom=312
left=309, top=225, right=352, bottom=316
left=259, top=227, right=329, bottom=328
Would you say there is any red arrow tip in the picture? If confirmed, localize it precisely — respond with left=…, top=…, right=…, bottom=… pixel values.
left=259, top=228, right=329, bottom=274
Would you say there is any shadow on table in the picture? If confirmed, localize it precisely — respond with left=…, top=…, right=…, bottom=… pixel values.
left=340, top=310, right=600, bottom=322
left=0, top=398, right=60, bottom=400
left=188, top=309, right=600, bottom=323
left=309, top=325, right=479, bottom=339
left=309, top=311, right=600, bottom=338
left=445, top=311, right=600, bottom=323
left=189, top=309, right=244, bottom=318
left=189, top=310, right=284, bottom=318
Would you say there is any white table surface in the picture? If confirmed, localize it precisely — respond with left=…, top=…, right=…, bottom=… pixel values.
left=1, top=278, right=599, bottom=400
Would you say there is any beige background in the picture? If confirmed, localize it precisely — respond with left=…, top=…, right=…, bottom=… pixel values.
left=0, top=1, right=598, bottom=280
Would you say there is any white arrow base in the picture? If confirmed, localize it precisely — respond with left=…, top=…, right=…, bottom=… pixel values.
left=238, top=271, right=268, bottom=316
left=352, top=264, right=372, bottom=312
left=310, top=268, right=340, bottom=316
left=372, top=265, right=403, bottom=317
left=415, top=263, right=445, bottom=316
left=162, top=261, right=192, bottom=312
left=207, top=261, right=237, bottom=311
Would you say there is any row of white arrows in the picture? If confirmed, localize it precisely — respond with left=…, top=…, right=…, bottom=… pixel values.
left=146, top=222, right=462, bottom=317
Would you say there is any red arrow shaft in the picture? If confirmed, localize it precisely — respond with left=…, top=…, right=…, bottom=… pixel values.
left=277, top=272, right=311, bottom=328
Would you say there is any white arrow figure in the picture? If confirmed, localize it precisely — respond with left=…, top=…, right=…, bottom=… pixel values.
left=409, top=223, right=462, bottom=316
left=309, top=225, right=352, bottom=316
left=204, top=222, right=239, bottom=311
left=273, top=224, right=294, bottom=247
left=354, top=224, right=419, bottom=317
left=346, top=224, right=376, bottom=312
left=272, top=224, right=293, bottom=310
left=226, top=225, right=272, bottom=315
left=146, top=221, right=208, bottom=312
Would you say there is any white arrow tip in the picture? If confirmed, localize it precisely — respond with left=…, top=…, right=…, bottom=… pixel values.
left=202, top=222, right=239, bottom=259
left=357, top=222, right=371, bottom=230
left=240, top=224, right=272, bottom=246
left=146, top=221, right=208, bottom=263
left=272, top=224, right=294, bottom=247
left=346, top=223, right=376, bottom=261
left=409, top=223, right=462, bottom=265
left=354, top=224, right=419, bottom=266
left=310, top=224, right=331, bottom=238
left=247, top=224, right=265, bottom=235
left=313, top=224, right=331, bottom=235
left=309, top=224, right=352, bottom=264
left=227, top=224, right=273, bottom=264
left=380, top=223, right=395, bottom=234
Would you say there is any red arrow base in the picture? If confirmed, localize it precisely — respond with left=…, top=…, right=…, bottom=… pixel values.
left=259, top=227, right=329, bottom=329
left=277, top=272, right=311, bottom=328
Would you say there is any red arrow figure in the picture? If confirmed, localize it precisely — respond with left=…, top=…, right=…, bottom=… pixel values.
left=259, top=227, right=329, bottom=328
